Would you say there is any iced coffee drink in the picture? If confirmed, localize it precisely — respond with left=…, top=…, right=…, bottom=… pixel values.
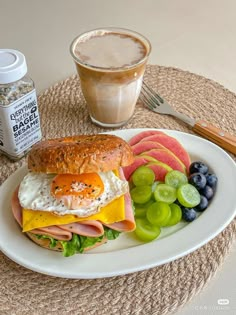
left=70, top=28, right=151, bottom=127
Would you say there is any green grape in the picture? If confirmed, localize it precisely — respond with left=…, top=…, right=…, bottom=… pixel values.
left=132, top=166, right=155, bottom=186
left=131, top=185, right=152, bottom=204
left=165, top=203, right=182, bottom=226
left=135, top=206, right=147, bottom=218
left=177, top=183, right=201, bottom=207
left=135, top=218, right=161, bottom=242
left=154, top=183, right=177, bottom=204
left=151, top=181, right=159, bottom=192
left=165, top=170, right=188, bottom=188
left=134, top=200, right=154, bottom=218
left=146, top=201, right=171, bottom=226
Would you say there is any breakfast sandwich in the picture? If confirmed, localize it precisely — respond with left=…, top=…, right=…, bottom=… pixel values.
left=11, top=134, right=135, bottom=256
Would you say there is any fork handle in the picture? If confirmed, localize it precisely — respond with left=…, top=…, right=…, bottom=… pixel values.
left=193, top=120, right=236, bottom=155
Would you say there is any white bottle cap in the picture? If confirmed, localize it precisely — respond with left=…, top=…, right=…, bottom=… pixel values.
left=0, top=49, right=27, bottom=84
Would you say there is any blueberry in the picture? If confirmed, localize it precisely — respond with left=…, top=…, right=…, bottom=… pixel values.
left=189, top=173, right=207, bottom=190
left=195, top=195, right=208, bottom=212
left=200, top=185, right=214, bottom=200
left=206, top=174, right=218, bottom=189
left=182, top=208, right=197, bottom=222
left=189, top=161, right=208, bottom=175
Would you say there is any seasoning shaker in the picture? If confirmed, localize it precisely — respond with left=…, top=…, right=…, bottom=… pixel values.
left=0, top=49, right=42, bottom=160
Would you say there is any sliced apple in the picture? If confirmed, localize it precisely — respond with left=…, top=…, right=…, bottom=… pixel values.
left=140, top=149, right=186, bottom=173
left=140, top=134, right=191, bottom=170
left=132, top=141, right=166, bottom=155
left=122, top=157, right=148, bottom=180
left=128, top=130, right=165, bottom=146
left=146, top=162, right=172, bottom=182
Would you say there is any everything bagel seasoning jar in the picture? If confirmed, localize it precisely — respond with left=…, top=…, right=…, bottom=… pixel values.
left=0, top=49, right=42, bottom=160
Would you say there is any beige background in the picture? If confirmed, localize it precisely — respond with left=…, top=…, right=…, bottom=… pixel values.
left=0, top=0, right=236, bottom=314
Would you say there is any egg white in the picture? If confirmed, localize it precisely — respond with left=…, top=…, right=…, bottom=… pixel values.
left=18, top=171, right=128, bottom=217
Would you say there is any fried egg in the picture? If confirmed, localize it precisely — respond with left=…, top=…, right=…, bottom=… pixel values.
left=18, top=171, right=128, bottom=217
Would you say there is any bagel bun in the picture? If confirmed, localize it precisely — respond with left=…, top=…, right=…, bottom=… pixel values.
left=26, top=232, right=108, bottom=252
left=28, top=134, right=134, bottom=174
left=26, top=232, right=64, bottom=252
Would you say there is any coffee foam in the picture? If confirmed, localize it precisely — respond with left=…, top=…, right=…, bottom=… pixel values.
left=74, top=31, right=147, bottom=69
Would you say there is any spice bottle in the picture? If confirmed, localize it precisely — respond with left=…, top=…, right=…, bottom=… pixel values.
left=0, top=49, right=42, bottom=160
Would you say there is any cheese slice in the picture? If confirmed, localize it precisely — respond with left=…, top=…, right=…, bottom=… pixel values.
left=22, top=195, right=125, bottom=232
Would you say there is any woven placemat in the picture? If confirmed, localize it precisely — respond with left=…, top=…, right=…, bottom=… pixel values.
left=0, top=65, right=235, bottom=315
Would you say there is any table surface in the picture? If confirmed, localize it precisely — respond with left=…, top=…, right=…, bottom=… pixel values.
left=1, top=0, right=236, bottom=314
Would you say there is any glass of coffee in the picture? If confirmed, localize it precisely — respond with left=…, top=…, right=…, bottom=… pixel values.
left=70, top=27, right=151, bottom=128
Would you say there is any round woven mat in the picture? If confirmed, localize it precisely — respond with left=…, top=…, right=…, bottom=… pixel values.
left=0, top=65, right=235, bottom=315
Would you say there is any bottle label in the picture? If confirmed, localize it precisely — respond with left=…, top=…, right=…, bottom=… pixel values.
left=0, top=89, right=42, bottom=158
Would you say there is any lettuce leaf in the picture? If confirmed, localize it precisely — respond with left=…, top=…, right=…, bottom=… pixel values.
left=61, top=234, right=81, bottom=257
left=78, top=234, right=104, bottom=253
left=35, top=227, right=120, bottom=257
left=104, top=227, right=120, bottom=240
left=35, top=234, right=57, bottom=248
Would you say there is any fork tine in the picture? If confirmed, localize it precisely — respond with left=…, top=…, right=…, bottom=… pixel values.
left=141, top=88, right=160, bottom=108
left=142, top=81, right=164, bottom=104
left=141, top=81, right=196, bottom=126
left=141, top=83, right=161, bottom=109
left=139, top=93, right=157, bottom=110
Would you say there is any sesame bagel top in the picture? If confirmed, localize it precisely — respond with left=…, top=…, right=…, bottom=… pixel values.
left=28, top=134, right=134, bottom=174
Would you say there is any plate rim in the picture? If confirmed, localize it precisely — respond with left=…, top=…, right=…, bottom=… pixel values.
left=0, top=128, right=236, bottom=279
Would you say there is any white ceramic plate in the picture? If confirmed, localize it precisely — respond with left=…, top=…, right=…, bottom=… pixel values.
left=0, top=129, right=235, bottom=279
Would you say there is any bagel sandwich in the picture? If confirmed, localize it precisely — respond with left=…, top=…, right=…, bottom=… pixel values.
left=12, top=134, right=135, bottom=256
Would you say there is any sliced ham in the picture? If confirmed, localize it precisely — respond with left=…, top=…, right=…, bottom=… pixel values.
left=11, top=186, right=22, bottom=226
left=128, top=130, right=165, bottom=146
left=30, top=226, right=72, bottom=241
left=59, top=220, right=104, bottom=237
left=104, top=168, right=135, bottom=232
left=103, top=192, right=135, bottom=232
left=31, top=221, right=104, bottom=240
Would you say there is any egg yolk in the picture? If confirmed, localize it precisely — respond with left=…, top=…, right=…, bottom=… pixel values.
left=51, top=173, right=104, bottom=199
